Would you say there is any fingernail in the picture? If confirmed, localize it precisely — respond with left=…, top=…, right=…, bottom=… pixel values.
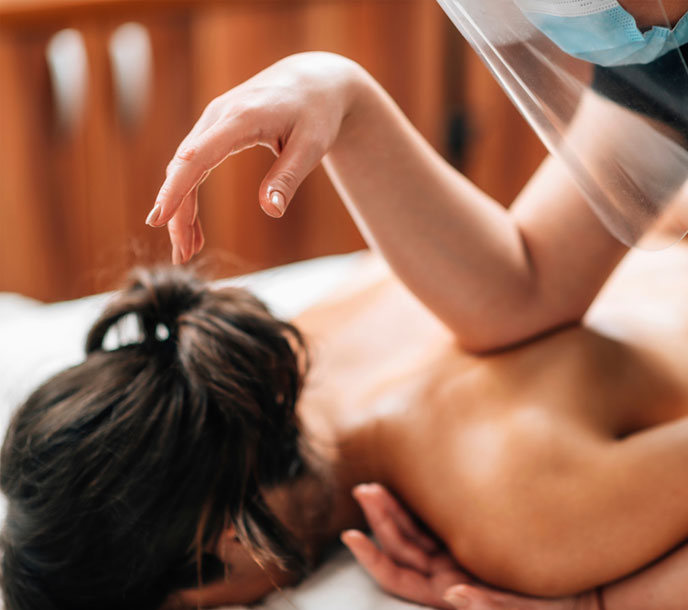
left=352, top=485, right=367, bottom=498
left=353, top=483, right=375, bottom=496
left=340, top=530, right=364, bottom=549
left=270, top=191, right=286, bottom=215
left=172, top=245, right=181, bottom=266
left=444, top=592, right=470, bottom=609
left=146, top=204, right=162, bottom=226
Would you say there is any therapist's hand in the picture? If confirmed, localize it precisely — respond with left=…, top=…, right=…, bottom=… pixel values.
left=146, top=52, right=364, bottom=264
left=345, top=484, right=600, bottom=610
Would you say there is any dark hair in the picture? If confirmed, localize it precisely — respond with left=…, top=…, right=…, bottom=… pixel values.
left=0, top=266, right=309, bottom=610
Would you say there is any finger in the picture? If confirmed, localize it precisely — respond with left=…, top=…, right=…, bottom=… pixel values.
left=342, top=530, right=452, bottom=609
left=150, top=121, right=259, bottom=228
left=192, top=217, right=205, bottom=257
left=258, top=131, right=326, bottom=218
left=166, top=186, right=198, bottom=264
left=187, top=171, right=208, bottom=259
left=354, top=484, right=439, bottom=553
left=353, top=490, right=434, bottom=574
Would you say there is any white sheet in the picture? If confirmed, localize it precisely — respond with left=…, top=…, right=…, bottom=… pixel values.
left=0, top=254, right=430, bottom=610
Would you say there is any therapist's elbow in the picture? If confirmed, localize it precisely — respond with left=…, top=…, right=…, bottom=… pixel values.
left=450, top=298, right=585, bottom=355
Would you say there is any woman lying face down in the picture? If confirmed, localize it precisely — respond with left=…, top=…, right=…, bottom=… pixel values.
left=0, top=268, right=314, bottom=609
left=3, top=254, right=688, bottom=609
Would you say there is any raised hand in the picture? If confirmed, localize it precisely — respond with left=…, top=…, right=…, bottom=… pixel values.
left=146, top=52, right=364, bottom=264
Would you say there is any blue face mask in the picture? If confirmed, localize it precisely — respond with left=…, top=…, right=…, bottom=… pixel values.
left=516, top=0, right=688, bottom=66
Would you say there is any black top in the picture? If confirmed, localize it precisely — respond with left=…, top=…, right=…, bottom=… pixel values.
left=592, top=43, right=688, bottom=140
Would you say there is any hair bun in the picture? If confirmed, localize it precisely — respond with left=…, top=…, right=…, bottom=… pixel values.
left=86, top=266, right=205, bottom=354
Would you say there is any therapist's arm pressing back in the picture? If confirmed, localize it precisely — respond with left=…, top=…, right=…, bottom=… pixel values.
left=149, top=52, right=627, bottom=352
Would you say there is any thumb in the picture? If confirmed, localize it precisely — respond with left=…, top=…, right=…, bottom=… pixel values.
left=259, top=132, right=326, bottom=218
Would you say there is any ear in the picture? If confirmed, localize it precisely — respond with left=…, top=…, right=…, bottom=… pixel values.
left=169, top=527, right=298, bottom=608
left=213, top=525, right=239, bottom=562
left=166, top=528, right=239, bottom=609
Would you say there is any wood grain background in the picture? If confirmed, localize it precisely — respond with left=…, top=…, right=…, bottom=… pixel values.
left=0, top=0, right=545, bottom=301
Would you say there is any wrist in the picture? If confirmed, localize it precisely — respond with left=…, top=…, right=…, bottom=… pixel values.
left=334, top=57, right=375, bottom=137
left=329, top=60, right=385, bottom=158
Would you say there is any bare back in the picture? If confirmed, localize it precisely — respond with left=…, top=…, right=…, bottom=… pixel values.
left=294, top=245, right=688, bottom=595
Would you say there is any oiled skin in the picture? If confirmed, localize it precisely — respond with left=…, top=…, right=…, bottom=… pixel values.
left=296, top=247, right=688, bottom=597
left=174, top=245, right=688, bottom=607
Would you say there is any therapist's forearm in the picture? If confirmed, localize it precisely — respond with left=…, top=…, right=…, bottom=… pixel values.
left=324, top=72, right=529, bottom=351
left=324, top=67, right=625, bottom=351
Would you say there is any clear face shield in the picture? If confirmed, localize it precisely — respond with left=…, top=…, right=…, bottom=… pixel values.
left=437, top=0, right=688, bottom=248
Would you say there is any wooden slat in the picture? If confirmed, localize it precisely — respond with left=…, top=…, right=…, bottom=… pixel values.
left=85, top=14, right=194, bottom=293
left=0, top=29, right=67, bottom=299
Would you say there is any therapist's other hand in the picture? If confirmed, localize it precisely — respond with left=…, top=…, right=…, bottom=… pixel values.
left=345, top=483, right=600, bottom=610
left=147, top=52, right=363, bottom=264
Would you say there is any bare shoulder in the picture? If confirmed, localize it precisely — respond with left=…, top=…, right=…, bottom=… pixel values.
left=585, top=241, right=688, bottom=412
left=436, top=406, right=606, bottom=590
left=293, top=252, right=393, bottom=331
left=586, top=241, right=688, bottom=343
left=294, top=251, right=448, bottom=351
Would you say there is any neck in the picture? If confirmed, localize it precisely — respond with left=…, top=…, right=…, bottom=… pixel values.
left=268, top=418, right=390, bottom=568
